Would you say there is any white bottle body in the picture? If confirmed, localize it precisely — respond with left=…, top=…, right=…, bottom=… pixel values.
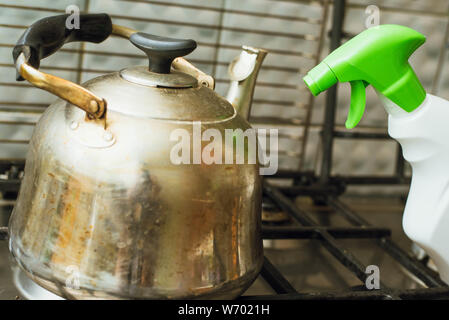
left=386, top=93, right=449, bottom=284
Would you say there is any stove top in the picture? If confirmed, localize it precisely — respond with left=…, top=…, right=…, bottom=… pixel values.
left=1, top=161, right=449, bottom=300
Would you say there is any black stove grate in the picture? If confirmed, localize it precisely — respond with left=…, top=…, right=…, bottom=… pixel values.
left=246, top=181, right=449, bottom=300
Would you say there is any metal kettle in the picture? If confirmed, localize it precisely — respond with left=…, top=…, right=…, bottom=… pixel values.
left=9, top=13, right=267, bottom=299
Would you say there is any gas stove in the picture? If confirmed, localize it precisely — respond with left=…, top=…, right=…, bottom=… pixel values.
left=1, top=160, right=449, bottom=300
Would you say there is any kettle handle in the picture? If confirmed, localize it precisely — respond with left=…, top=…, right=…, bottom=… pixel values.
left=13, top=14, right=113, bottom=76
left=13, top=14, right=114, bottom=120
left=13, top=14, right=215, bottom=120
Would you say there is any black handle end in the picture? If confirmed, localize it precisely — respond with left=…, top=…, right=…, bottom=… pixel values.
left=13, top=13, right=112, bottom=81
left=130, top=33, right=197, bottom=74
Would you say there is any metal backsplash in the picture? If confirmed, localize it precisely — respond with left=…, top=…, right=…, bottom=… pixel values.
left=0, top=0, right=328, bottom=172
left=1, top=0, right=448, bottom=182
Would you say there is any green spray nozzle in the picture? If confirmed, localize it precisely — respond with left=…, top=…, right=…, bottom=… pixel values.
left=303, top=24, right=426, bottom=129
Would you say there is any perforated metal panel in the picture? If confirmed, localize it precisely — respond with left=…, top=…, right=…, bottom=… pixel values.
left=1, top=0, right=448, bottom=180
left=0, top=0, right=329, bottom=172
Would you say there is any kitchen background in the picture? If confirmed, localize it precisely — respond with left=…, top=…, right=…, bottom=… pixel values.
left=2, top=0, right=447, bottom=182
left=1, top=0, right=449, bottom=300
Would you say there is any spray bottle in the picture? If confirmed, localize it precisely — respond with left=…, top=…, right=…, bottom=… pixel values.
left=303, top=24, right=449, bottom=284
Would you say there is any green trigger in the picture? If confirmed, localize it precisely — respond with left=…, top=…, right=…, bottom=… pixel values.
left=345, top=80, right=369, bottom=129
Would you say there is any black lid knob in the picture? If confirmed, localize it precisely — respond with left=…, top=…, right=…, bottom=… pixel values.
left=129, top=32, right=197, bottom=74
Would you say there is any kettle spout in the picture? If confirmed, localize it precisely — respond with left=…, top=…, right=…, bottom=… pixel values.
left=226, top=46, right=267, bottom=121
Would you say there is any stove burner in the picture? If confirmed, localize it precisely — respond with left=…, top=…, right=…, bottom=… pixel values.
left=12, top=266, right=63, bottom=300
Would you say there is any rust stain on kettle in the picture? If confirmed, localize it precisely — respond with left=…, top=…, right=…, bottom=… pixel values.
left=51, top=177, right=87, bottom=266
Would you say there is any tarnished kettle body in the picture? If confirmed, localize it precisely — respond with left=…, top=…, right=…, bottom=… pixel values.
left=9, top=72, right=262, bottom=299
left=9, top=14, right=267, bottom=299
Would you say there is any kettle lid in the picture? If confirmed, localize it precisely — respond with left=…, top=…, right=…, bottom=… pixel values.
left=80, top=32, right=236, bottom=121
left=120, top=67, right=197, bottom=88
left=120, top=32, right=198, bottom=88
